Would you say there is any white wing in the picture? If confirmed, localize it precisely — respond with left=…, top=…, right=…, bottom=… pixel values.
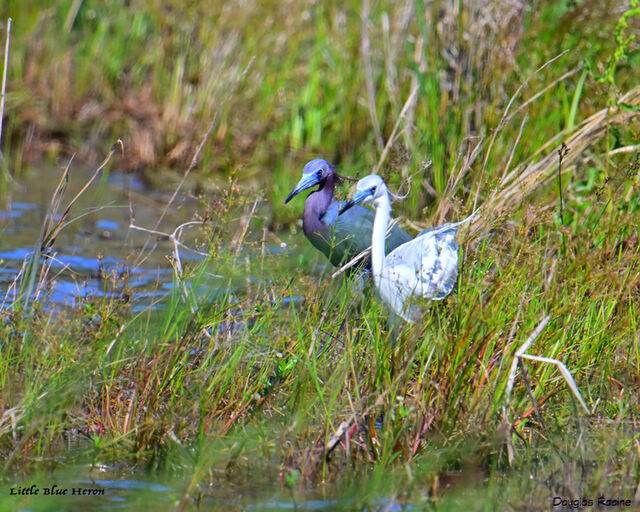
left=378, top=223, right=461, bottom=320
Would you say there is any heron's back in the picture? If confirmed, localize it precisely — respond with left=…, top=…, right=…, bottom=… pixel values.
left=308, top=202, right=412, bottom=268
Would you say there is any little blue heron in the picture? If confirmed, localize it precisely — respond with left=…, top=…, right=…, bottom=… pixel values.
left=340, top=174, right=473, bottom=322
left=284, top=159, right=412, bottom=269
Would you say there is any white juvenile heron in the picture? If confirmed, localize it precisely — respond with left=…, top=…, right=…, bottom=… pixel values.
left=339, top=174, right=472, bottom=322
left=284, top=159, right=412, bottom=270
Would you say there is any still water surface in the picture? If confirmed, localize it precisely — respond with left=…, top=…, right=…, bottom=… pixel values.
left=0, top=165, right=202, bottom=310
left=6, top=461, right=423, bottom=511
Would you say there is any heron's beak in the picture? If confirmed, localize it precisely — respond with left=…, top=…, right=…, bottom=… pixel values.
left=284, top=173, right=322, bottom=204
left=339, top=189, right=371, bottom=215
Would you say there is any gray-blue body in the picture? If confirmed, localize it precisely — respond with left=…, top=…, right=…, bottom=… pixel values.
left=285, top=159, right=412, bottom=269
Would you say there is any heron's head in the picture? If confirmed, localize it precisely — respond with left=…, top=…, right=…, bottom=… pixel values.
left=339, top=175, right=387, bottom=214
left=284, top=159, right=334, bottom=204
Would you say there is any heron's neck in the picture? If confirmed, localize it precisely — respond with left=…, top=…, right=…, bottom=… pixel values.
left=371, top=194, right=391, bottom=285
left=303, top=174, right=336, bottom=236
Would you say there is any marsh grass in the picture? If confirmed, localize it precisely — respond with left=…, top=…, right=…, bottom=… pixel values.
left=5, top=157, right=639, bottom=508
left=1, top=0, right=640, bottom=510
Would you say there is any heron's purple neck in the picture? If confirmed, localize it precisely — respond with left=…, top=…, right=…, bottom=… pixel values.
left=302, top=173, right=336, bottom=237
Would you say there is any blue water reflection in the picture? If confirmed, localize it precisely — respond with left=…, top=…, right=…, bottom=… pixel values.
left=0, top=165, right=202, bottom=311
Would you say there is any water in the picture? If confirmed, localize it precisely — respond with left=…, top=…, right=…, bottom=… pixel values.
left=5, top=468, right=175, bottom=512
left=0, top=165, right=201, bottom=310
left=4, top=466, right=418, bottom=511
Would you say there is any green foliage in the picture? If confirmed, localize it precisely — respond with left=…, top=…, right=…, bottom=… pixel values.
left=607, top=0, right=640, bottom=88
left=1, top=0, right=640, bottom=509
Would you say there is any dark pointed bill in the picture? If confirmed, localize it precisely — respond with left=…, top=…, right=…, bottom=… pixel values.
left=339, top=189, right=373, bottom=215
left=284, top=172, right=323, bottom=204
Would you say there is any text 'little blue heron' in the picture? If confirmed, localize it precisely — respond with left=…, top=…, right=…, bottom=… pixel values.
left=284, top=159, right=412, bottom=269
left=340, top=174, right=473, bottom=322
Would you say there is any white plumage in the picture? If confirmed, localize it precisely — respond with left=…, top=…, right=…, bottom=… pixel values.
left=340, top=175, right=472, bottom=322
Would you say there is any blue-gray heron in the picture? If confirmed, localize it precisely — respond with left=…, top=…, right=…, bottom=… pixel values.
left=340, top=174, right=472, bottom=322
left=284, top=159, right=412, bottom=269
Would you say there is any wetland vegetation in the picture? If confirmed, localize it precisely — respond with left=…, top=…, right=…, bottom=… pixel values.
left=1, top=0, right=640, bottom=510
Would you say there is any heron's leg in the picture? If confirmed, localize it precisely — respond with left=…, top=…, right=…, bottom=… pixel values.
left=389, top=312, right=402, bottom=343
left=388, top=313, right=403, bottom=378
